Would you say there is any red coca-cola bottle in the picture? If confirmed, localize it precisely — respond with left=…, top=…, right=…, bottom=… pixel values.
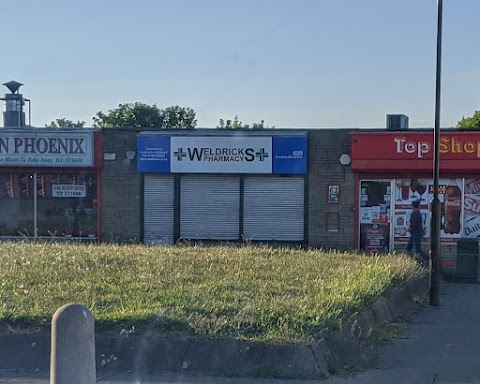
left=443, top=178, right=462, bottom=234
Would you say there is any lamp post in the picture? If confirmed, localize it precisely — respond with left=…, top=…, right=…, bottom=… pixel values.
left=430, top=0, right=443, bottom=306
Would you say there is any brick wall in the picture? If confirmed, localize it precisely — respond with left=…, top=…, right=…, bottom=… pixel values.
left=101, top=128, right=142, bottom=242
left=307, top=129, right=356, bottom=250
left=98, top=127, right=475, bottom=280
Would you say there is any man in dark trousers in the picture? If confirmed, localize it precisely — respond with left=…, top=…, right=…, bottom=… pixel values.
left=407, top=200, right=429, bottom=262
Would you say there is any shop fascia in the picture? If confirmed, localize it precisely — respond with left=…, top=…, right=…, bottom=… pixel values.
left=0, top=130, right=94, bottom=167
left=136, top=132, right=308, bottom=174
left=351, top=131, right=480, bottom=168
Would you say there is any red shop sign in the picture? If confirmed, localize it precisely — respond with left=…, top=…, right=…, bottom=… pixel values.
left=350, top=131, right=480, bottom=172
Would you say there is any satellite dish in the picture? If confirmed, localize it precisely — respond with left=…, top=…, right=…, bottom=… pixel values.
left=3, top=80, right=23, bottom=94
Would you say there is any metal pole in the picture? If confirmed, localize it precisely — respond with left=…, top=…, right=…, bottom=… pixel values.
left=24, top=98, right=31, bottom=127
left=430, top=0, right=443, bottom=306
left=34, top=172, right=38, bottom=238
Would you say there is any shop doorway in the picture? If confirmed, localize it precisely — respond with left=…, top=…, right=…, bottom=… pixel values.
left=359, top=180, right=393, bottom=253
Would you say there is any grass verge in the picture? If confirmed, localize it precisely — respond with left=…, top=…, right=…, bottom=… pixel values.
left=0, top=242, right=422, bottom=343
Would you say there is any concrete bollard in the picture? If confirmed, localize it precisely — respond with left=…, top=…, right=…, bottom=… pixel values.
left=50, top=303, right=96, bottom=384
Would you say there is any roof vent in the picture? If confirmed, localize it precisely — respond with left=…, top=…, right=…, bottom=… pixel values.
left=2, top=80, right=27, bottom=127
left=386, top=114, right=409, bottom=131
left=3, top=80, right=23, bottom=94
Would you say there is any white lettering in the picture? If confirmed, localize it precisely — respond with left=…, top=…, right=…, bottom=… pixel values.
left=405, top=141, right=416, bottom=154
left=393, top=138, right=431, bottom=158
left=394, top=137, right=406, bottom=153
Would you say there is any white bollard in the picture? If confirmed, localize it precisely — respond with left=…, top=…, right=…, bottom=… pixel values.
left=50, top=303, right=96, bottom=384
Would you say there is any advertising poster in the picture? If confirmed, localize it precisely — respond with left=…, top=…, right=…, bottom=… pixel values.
left=435, top=178, right=463, bottom=242
left=463, top=178, right=480, bottom=238
left=327, top=184, right=340, bottom=204
left=393, top=178, right=429, bottom=243
left=361, top=224, right=390, bottom=253
left=393, top=178, right=463, bottom=243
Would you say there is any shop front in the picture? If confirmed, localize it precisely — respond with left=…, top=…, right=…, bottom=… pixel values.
left=351, top=131, right=480, bottom=268
left=0, top=129, right=103, bottom=241
left=137, top=130, right=308, bottom=245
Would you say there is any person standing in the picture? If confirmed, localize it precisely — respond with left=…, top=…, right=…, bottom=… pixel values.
left=407, top=200, right=429, bottom=262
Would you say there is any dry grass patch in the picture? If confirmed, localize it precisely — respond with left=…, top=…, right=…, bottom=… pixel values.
left=0, top=242, right=422, bottom=343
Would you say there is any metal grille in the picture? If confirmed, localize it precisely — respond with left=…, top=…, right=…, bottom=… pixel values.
left=243, top=176, right=304, bottom=241
left=144, top=175, right=175, bottom=245
left=180, top=175, right=240, bottom=240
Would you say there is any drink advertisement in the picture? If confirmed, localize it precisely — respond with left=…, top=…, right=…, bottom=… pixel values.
left=463, top=178, right=480, bottom=238
left=439, top=178, right=463, bottom=240
left=393, top=178, right=429, bottom=243
left=393, top=178, right=463, bottom=243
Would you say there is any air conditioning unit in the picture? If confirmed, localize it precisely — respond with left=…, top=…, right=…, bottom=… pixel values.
left=386, top=114, right=409, bottom=131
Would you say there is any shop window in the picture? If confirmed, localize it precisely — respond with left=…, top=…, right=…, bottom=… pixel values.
left=0, top=174, right=34, bottom=236
left=0, top=172, right=97, bottom=239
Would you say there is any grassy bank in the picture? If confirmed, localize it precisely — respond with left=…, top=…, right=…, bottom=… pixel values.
left=0, top=242, right=422, bottom=343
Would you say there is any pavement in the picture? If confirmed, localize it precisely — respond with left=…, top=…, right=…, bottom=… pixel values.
left=1, top=282, right=480, bottom=384
left=326, top=281, right=480, bottom=384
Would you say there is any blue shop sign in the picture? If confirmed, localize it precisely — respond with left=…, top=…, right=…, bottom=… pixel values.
left=137, top=135, right=307, bottom=174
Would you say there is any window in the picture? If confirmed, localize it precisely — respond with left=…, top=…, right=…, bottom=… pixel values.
left=0, top=172, right=97, bottom=239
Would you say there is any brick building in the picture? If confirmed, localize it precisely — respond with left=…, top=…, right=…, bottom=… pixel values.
left=1, top=124, right=479, bottom=278
left=99, top=127, right=480, bottom=280
left=100, top=128, right=356, bottom=250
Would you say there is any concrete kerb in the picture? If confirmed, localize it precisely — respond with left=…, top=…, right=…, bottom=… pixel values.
left=0, top=274, right=429, bottom=380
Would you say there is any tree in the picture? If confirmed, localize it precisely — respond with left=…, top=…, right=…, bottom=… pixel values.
left=92, top=103, right=196, bottom=129
left=162, top=105, right=197, bottom=129
left=46, top=118, right=85, bottom=128
left=217, top=115, right=271, bottom=129
left=92, top=103, right=163, bottom=128
left=457, top=111, right=480, bottom=129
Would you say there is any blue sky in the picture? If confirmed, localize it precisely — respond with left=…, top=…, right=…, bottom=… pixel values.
left=1, top=0, right=479, bottom=128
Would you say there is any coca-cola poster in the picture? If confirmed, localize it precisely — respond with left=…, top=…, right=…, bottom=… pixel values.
left=463, top=178, right=480, bottom=238
left=427, top=178, right=464, bottom=242
left=438, top=178, right=463, bottom=241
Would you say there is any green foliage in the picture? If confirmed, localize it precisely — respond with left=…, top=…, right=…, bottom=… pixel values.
left=162, top=105, right=197, bottom=129
left=92, top=102, right=163, bottom=128
left=217, top=115, right=271, bottom=129
left=92, top=103, right=197, bottom=129
left=457, top=110, right=480, bottom=129
left=0, top=243, right=421, bottom=343
left=46, top=118, right=85, bottom=128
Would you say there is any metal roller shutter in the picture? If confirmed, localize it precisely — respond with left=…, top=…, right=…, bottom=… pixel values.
left=180, top=175, right=240, bottom=240
left=144, top=175, right=175, bottom=245
left=243, top=176, right=304, bottom=241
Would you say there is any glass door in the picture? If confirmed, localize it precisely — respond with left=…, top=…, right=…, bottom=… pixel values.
left=359, top=180, right=393, bottom=253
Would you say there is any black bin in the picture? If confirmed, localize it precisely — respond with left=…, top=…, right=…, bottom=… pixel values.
left=456, top=238, right=479, bottom=282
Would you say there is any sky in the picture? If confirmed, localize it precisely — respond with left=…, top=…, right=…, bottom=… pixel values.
left=1, top=0, right=479, bottom=129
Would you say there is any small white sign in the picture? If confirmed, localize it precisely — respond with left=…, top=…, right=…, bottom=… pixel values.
left=52, top=184, right=86, bottom=198
left=104, top=153, right=117, bottom=161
